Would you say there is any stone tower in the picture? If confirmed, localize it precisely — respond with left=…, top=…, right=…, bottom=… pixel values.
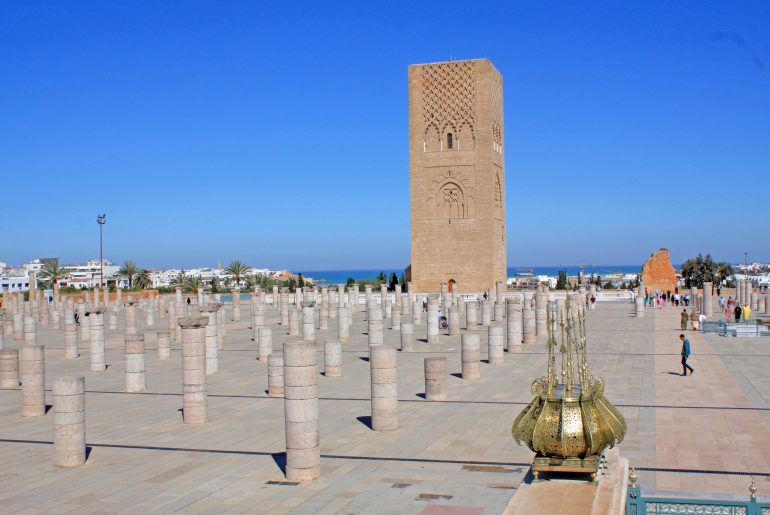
left=408, top=58, right=506, bottom=293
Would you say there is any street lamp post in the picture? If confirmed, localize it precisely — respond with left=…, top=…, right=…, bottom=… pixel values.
left=97, top=214, right=107, bottom=289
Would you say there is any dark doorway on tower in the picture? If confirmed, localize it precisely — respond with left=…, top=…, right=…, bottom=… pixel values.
left=448, top=279, right=456, bottom=292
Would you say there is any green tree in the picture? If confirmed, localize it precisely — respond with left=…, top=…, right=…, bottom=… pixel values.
left=399, top=272, right=406, bottom=290
left=346, top=276, right=356, bottom=287
left=119, top=261, right=139, bottom=289
left=297, top=273, right=305, bottom=288
left=39, top=260, right=65, bottom=287
left=171, top=271, right=187, bottom=286
left=680, top=254, right=732, bottom=288
left=388, top=273, right=398, bottom=291
left=225, top=260, right=251, bottom=288
left=134, top=269, right=152, bottom=290
left=555, top=269, right=569, bottom=290
left=603, top=280, right=616, bottom=290
left=184, top=276, right=200, bottom=293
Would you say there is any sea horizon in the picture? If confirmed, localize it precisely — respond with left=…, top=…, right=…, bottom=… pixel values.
left=298, top=264, right=648, bottom=284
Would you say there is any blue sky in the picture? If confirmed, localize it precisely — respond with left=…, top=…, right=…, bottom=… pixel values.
left=1, top=1, right=768, bottom=270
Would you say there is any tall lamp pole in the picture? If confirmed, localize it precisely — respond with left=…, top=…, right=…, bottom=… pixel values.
left=97, top=214, right=107, bottom=288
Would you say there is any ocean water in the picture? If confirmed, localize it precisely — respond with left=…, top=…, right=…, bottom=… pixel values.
left=299, top=265, right=645, bottom=284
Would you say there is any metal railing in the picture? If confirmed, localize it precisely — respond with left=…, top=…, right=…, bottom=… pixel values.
left=626, top=470, right=769, bottom=514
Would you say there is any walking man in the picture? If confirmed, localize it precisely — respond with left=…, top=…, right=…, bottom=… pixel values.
left=680, top=309, right=688, bottom=331
left=679, top=334, right=694, bottom=376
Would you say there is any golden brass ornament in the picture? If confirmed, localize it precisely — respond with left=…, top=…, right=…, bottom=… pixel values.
left=512, top=297, right=626, bottom=478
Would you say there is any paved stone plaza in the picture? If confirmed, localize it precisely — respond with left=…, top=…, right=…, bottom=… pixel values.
left=1, top=300, right=769, bottom=513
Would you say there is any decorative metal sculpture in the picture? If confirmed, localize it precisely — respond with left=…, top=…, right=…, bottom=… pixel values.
left=512, top=297, right=626, bottom=479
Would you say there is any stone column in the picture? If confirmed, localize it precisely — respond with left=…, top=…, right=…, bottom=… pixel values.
left=157, top=331, right=171, bottom=360
left=703, top=282, right=714, bottom=315
left=3, top=305, right=13, bottom=340
left=427, top=297, right=439, bottom=344
left=461, top=333, right=480, bottom=380
left=179, top=316, right=208, bottom=424
left=200, top=305, right=219, bottom=375
left=365, top=285, right=373, bottom=307
left=412, top=299, right=422, bottom=326
left=0, top=349, right=19, bottom=388
left=370, top=344, right=398, bottom=431
left=166, top=300, right=177, bottom=341
left=448, top=307, right=460, bottom=336
left=324, top=340, right=342, bottom=377
left=64, top=307, right=79, bottom=358
left=367, top=303, right=384, bottom=346
left=493, top=301, right=505, bottom=322
left=400, top=322, right=414, bottom=351
left=231, top=286, right=241, bottom=321
left=751, top=292, right=758, bottom=311
left=289, top=307, right=300, bottom=336
left=391, top=301, right=401, bottom=331
left=258, top=327, right=273, bottom=361
left=301, top=301, right=316, bottom=342
left=488, top=325, right=504, bottom=365
left=145, top=300, right=155, bottom=326
left=280, top=290, right=290, bottom=325
left=424, top=357, right=447, bottom=401
left=124, top=300, right=137, bottom=336
left=87, top=308, right=106, bottom=372
left=506, top=298, right=523, bottom=350
left=53, top=376, right=86, bottom=467
left=268, top=354, right=284, bottom=397
left=523, top=294, right=536, bottom=344
left=480, top=300, right=491, bottom=326
left=13, top=309, right=23, bottom=341
left=125, top=333, right=146, bottom=392
left=23, top=315, right=37, bottom=346
left=535, top=292, right=548, bottom=338
left=466, top=301, right=478, bottom=328
left=337, top=306, right=350, bottom=343
left=319, top=304, right=328, bottom=330
left=635, top=286, right=645, bottom=318
left=20, top=344, right=45, bottom=416
left=283, top=340, right=320, bottom=482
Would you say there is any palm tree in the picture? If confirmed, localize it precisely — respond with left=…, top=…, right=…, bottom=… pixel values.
left=134, top=269, right=152, bottom=290
left=245, top=273, right=273, bottom=291
left=225, top=260, right=251, bottom=289
left=120, top=260, right=139, bottom=289
left=40, top=260, right=66, bottom=302
left=170, top=271, right=187, bottom=286
left=184, top=276, right=201, bottom=293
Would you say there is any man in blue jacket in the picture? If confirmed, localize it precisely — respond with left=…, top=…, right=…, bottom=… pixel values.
left=679, top=334, right=694, bottom=376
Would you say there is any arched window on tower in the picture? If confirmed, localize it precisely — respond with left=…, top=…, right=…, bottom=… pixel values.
left=447, top=133, right=453, bottom=150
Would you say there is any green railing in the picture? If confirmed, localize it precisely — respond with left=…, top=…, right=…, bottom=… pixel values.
left=626, top=469, right=770, bottom=515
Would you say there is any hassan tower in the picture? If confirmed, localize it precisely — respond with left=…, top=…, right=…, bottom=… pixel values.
left=408, top=58, right=507, bottom=293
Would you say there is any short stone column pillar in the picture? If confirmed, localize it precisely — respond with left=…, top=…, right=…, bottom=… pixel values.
left=368, top=303, right=384, bottom=346
left=124, top=301, right=137, bottom=336
left=750, top=292, right=758, bottom=312
left=64, top=310, right=79, bottom=358
left=258, top=327, right=273, bottom=361
left=494, top=301, right=505, bottom=322
left=180, top=316, right=208, bottom=424
left=412, top=299, right=422, bottom=326
left=267, top=354, right=284, bottom=397
left=523, top=296, right=536, bottom=344
left=13, top=310, right=23, bottom=341
left=391, top=303, right=401, bottom=331
left=401, top=299, right=410, bottom=318
left=424, top=357, right=447, bottom=401
left=200, top=305, right=219, bottom=375
left=167, top=300, right=177, bottom=340
left=480, top=300, right=492, bottom=326
left=254, top=301, right=266, bottom=329
left=337, top=306, right=350, bottom=343
left=145, top=301, right=155, bottom=327
left=635, top=288, right=645, bottom=318
left=288, top=308, right=300, bottom=336
left=125, top=333, right=146, bottom=392
left=88, top=309, right=106, bottom=372
left=466, top=301, right=478, bottom=328
left=370, top=344, right=398, bottom=431
left=232, top=287, right=241, bottom=321
left=506, top=299, right=523, bottom=350
left=283, top=340, right=320, bottom=482
left=427, top=297, right=439, bottom=344
left=20, top=344, right=45, bottom=416
left=0, top=349, right=20, bottom=388
left=400, top=322, right=415, bottom=351
left=23, top=315, right=37, bottom=346
left=488, top=325, right=504, bottom=365
left=157, top=331, right=171, bottom=360
left=448, top=307, right=460, bottom=336
left=535, top=292, right=548, bottom=338
left=301, top=301, right=316, bottom=342
left=108, top=308, right=118, bottom=330
left=53, top=376, right=86, bottom=467
left=461, top=333, right=480, bottom=380
left=324, top=340, right=342, bottom=377
left=319, top=304, right=328, bottom=330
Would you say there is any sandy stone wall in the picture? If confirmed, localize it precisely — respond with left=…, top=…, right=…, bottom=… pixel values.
left=641, top=248, right=677, bottom=293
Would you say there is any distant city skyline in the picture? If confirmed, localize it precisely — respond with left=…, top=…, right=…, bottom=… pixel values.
left=2, top=2, right=768, bottom=269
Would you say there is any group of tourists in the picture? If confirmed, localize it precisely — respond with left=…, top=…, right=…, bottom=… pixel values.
left=644, top=288, right=689, bottom=309
left=720, top=296, right=752, bottom=321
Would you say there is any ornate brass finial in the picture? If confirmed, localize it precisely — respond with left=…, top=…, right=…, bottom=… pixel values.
left=750, top=478, right=757, bottom=499
left=629, top=468, right=638, bottom=487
